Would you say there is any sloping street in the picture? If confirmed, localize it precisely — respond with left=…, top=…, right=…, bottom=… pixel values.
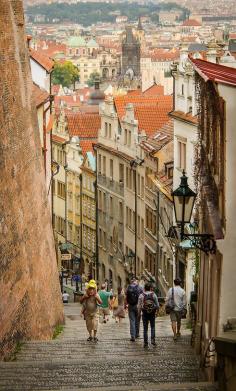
left=0, top=304, right=217, bottom=391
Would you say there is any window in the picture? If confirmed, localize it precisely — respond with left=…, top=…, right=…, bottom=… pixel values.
left=102, top=156, right=106, bottom=176
left=57, top=149, right=66, bottom=166
left=98, top=190, right=102, bottom=210
left=124, top=129, right=128, bottom=145
left=119, top=163, right=124, bottom=183
left=109, top=123, right=111, bottom=138
left=57, top=181, right=66, bottom=199
left=98, top=153, right=102, bottom=174
left=178, top=141, right=186, bottom=170
left=110, top=196, right=113, bottom=217
left=110, top=159, right=113, bottom=180
left=128, top=131, right=131, bottom=146
left=181, top=84, right=184, bottom=95
left=91, top=202, right=95, bottom=220
left=103, top=192, right=106, bottom=211
left=119, top=201, right=123, bottom=223
left=57, top=216, right=65, bottom=236
left=105, top=122, right=108, bottom=137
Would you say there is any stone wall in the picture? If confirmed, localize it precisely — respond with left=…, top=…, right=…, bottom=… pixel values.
left=0, top=1, right=64, bottom=359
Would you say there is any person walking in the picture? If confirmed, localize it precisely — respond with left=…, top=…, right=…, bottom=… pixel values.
left=80, top=280, right=102, bottom=342
left=138, top=283, right=159, bottom=348
left=114, top=287, right=126, bottom=324
left=126, top=278, right=143, bottom=342
left=98, top=283, right=113, bottom=323
left=62, top=290, right=70, bottom=304
left=166, top=277, right=187, bottom=341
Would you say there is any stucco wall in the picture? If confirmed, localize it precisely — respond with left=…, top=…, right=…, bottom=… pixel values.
left=217, top=84, right=236, bottom=330
left=0, top=1, right=64, bottom=359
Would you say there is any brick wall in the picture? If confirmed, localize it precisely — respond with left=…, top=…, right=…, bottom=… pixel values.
left=0, top=1, right=64, bottom=359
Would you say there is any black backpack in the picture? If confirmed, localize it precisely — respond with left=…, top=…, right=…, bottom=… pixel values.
left=126, top=285, right=139, bottom=305
left=142, top=293, right=157, bottom=314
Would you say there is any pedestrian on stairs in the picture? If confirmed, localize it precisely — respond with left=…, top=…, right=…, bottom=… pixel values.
left=98, top=284, right=113, bottom=323
left=126, top=277, right=143, bottom=342
left=138, top=283, right=159, bottom=348
left=80, top=280, right=102, bottom=342
left=166, top=278, right=187, bottom=341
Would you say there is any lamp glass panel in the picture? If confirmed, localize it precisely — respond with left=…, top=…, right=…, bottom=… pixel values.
left=173, top=195, right=184, bottom=223
left=183, top=196, right=195, bottom=223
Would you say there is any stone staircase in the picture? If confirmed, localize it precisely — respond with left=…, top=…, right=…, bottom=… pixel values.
left=0, top=304, right=217, bottom=391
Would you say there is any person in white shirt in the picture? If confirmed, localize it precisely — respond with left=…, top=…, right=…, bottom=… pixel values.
left=166, top=278, right=186, bottom=341
left=62, top=291, right=70, bottom=304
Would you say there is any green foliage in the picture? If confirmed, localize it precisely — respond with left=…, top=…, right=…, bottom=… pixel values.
left=87, top=71, right=100, bottom=87
left=52, top=324, right=64, bottom=339
left=7, top=341, right=24, bottom=362
left=52, top=61, right=80, bottom=88
left=26, top=2, right=188, bottom=26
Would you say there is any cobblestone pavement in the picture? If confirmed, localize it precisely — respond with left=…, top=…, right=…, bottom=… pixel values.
left=0, top=303, right=217, bottom=391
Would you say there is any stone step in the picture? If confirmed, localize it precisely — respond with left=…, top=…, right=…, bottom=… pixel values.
left=19, top=383, right=217, bottom=391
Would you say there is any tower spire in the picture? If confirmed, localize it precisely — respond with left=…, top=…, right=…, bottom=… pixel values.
left=137, top=16, right=143, bottom=31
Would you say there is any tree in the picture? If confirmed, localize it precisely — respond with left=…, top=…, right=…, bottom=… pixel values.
left=52, top=61, right=80, bottom=88
left=87, top=71, right=100, bottom=87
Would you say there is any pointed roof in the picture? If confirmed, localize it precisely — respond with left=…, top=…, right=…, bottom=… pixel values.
left=137, top=17, right=143, bottom=31
left=124, top=26, right=138, bottom=45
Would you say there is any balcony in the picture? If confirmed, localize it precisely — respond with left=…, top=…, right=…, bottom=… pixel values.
left=98, top=174, right=124, bottom=197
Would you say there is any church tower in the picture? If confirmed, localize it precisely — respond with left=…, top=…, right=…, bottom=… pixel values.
left=136, top=17, right=145, bottom=50
left=121, top=25, right=141, bottom=78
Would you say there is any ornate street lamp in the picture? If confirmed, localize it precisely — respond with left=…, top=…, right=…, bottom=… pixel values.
left=172, top=171, right=216, bottom=255
left=172, top=171, right=196, bottom=237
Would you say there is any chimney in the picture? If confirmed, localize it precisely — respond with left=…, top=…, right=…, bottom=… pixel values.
left=206, top=41, right=219, bottom=63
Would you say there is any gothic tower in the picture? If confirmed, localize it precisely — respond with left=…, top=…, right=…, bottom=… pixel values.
left=136, top=17, right=145, bottom=50
left=121, top=25, right=141, bottom=78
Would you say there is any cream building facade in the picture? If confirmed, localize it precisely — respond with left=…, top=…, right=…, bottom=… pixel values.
left=96, top=98, right=146, bottom=290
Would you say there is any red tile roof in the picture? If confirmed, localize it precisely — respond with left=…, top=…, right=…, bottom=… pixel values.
left=143, top=84, right=164, bottom=96
left=134, top=105, right=172, bottom=137
left=52, top=134, right=67, bottom=144
left=32, top=83, right=49, bottom=108
left=30, top=49, right=54, bottom=72
left=169, top=110, right=198, bottom=125
left=79, top=139, right=96, bottom=155
left=182, top=19, right=201, bottom=27
left=54, top=95, right=82, bottom=109
left=66, top=112, right=101, bottom=138
left=190, top=57, right=236, bottom=86
left=114, top=95, right=172, bottom=120
left=150, top=49, right=180, bottom=62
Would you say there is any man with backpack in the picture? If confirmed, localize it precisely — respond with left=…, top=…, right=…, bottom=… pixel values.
left=138, top=283, right=159, bottom=348
left=126, top=278, right=143, bottom=342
